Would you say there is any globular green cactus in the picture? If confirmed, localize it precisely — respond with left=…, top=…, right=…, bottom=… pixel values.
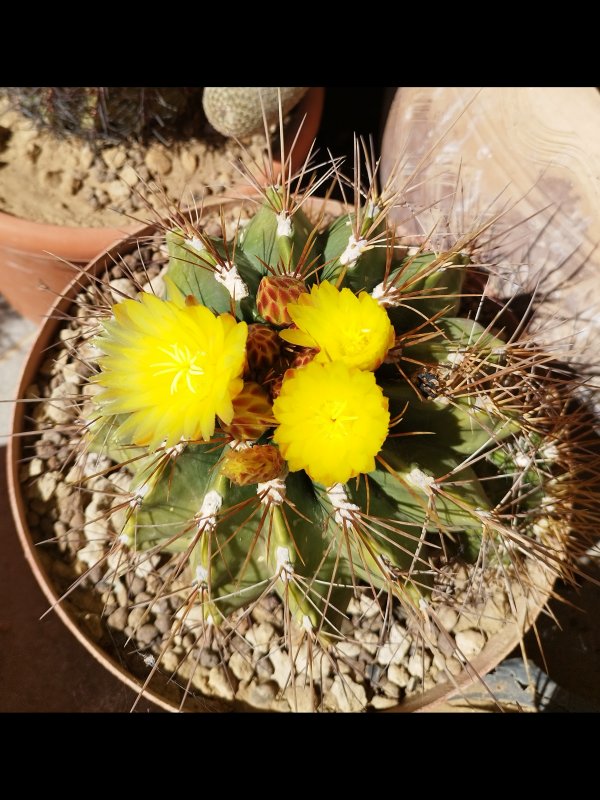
left=3, top=87, right=199, bottom=143
left=74, top=143, right=597, bottom=708
left=51, top=138, right=598, bottom=712
left=202, top=87, right=308, bottom=138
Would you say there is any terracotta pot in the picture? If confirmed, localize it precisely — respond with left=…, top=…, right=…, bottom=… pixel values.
left=8, top=195, right=558, bottom=712
left=0, top=87, right=325, bottom=323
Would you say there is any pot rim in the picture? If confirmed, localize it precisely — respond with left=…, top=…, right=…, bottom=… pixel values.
left=7, top=194, right=558, bottom=713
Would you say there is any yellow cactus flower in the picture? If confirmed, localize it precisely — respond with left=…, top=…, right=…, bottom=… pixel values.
left=272, top=360, right=390, bottom=486
left=280, top=280, right=395, bottom=371
left=93, top=290, right=247, bottom=450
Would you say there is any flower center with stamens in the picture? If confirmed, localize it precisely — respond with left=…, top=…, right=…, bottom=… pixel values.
left=151, top=343, right=208, bottom=396
left=319, top=399, right=359, bottom=439
left=273, top=360, right=390, bottom=486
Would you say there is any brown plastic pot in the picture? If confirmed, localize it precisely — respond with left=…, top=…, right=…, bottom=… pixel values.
left=0, top=87, right=325, bottom=323
left=8, top=195, right=557, bottom=712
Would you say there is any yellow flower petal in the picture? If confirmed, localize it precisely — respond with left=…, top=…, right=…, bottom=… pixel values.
left=272, top=360, right=390, bottom=486
left=280, top=280, right=395, bottom=371
left=94, top=292, right=247, bottom=450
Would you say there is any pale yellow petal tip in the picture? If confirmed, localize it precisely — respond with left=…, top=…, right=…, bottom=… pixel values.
left=284, top=280, right=394, bottom=371
left=272, top=360, right=390, bottom=486
left=94, top=293, right=247, bottom=451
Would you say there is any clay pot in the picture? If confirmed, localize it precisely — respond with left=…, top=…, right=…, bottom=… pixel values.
left=8, top=196, right=558, bottom=712
left=0, top=88, right=325, bottom=322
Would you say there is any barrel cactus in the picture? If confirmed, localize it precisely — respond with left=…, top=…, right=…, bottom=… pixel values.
left=75, top=145, right=597, bottom=709
left=3, top=87, right=198, bottom=143
left=202, top=87, right=309, bottom=138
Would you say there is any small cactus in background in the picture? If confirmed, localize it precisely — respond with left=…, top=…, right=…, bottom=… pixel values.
left=2, top=87, right=200, bottom=143
left=59, top=136, right=599, bottom=709
left=202, top=87, right=308, bottom=138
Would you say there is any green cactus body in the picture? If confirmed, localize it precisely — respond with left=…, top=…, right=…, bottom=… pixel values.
left=87, top=181, right=577, bottom=654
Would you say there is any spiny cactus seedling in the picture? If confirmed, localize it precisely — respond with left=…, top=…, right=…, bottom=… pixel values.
left=3, top=87, right=199, bottom=144
left=202, top=87, right=309, bottom=138
left=41, top=134, right=600, bottom=711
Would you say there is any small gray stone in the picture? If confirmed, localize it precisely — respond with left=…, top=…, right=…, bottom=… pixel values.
left=387, top=664, right=410, bottom=689
left=478, top=598, right=505, bottom=635
left=56, top=492, right=85, bottom=529
left=248, top=681, right=279, bottom=708
left=254, top=622, right=276, bottom=646
left=337, top=659, right=353, bottom=676
left=453, top=611, right=481, bottom=633
left=37, top=471, right=58, bottom=502
left=377, top=634, right=411, bottom=666
left=437, top=630, right=456, bottom=657
left=29, top=458, right=44, bottom=477
left=155, top=614, right=172, bottom=634
left=77, top=540, right=105, bottom=568
left=127, top=607, right=146, bottom=629
left=129, top=576, right=145, bottom=596
left=199, top=648, right=220, bottom=669
left=444, top=656, right=464, bottom=676
left=355, top=629, right=378, bottom=655
left=371, top=695, right=400, bottom=710
left=255, top=657, right=275, bottom=680
left=455, top=629, right=485, bottom=658
left=389, top=623, right=411, bottom=645
left=250, top=602, right=278, bottom=625
left=330, top=675, right=368, bottom=712
left=432, top=651, right=446, bottom=671
left=435, top=605, right=459, bottom=631
left=137, top=624, right=158, bottom=646
left=365, top=662, right=383, bottom=684
left=379, top=677, right=401, bottom=699
left=407, top=651, right=432, bottom=678
left=359, top=594, right=381, bottom=619
left=106, top=180, right=130, bottom=203
left=180, top=150, right=198, bottom=175
left=107, top=607, right=128, bottom=632
left=102, top=146, right=127, bottom=170
left=285, top=685, right=317, bottom=713
left=229, top=651, right=254, bottom=682
left=120, top=165, right=139, bottom=187
left=109, top=278, right=136, bottom=303
left=336, top=640, right=362, bottom=659
left=208, top=667, right=237, bottom=701
left=145, top=149, right=172, bottom=176
left=268, top=648, right=292, bottom=690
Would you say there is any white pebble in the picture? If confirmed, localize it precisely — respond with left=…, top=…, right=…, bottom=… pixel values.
left=407, top=651, right=432, bottom=678
left=455, top=629, right=486, bottom=659
left=330, top=675, right=368, bottom=712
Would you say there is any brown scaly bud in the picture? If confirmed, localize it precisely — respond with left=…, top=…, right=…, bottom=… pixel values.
left=290, top=346, right=318, bottom=370
left=220, top=382, right=275, bottom=441
left=245, top=324, right=282, bottom=379
left=221, top=444, right=285, bottom=486
left=268, top=373, right=284, bottom=400
left=256, top=275, right=307, bottom=327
